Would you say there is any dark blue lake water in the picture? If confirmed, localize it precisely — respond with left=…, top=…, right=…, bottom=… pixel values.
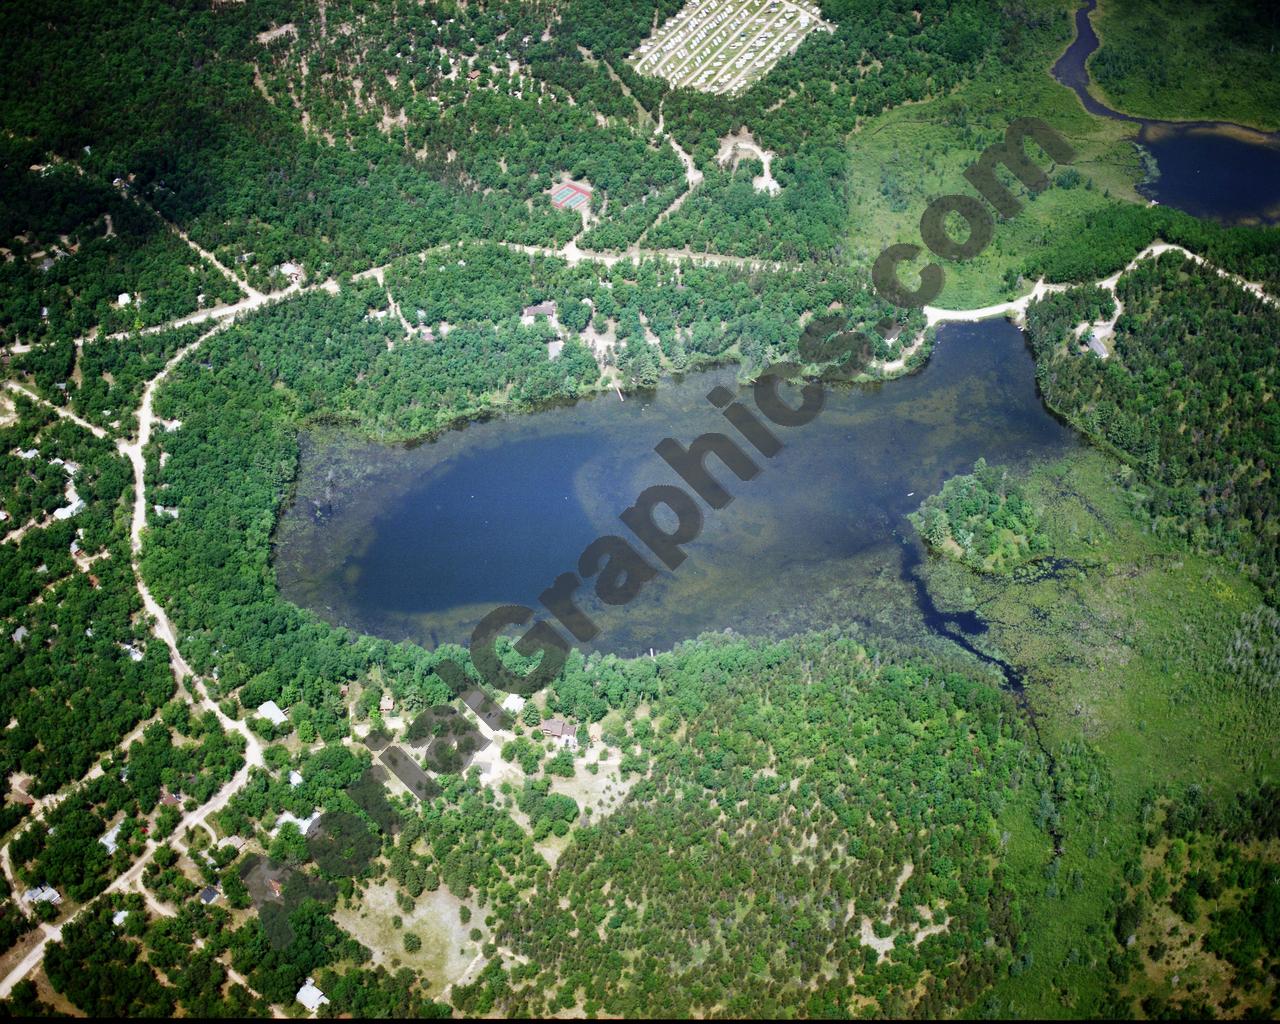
left=1053, top=0, right=1280, bottom=225
left=274, top=320, right=1077, bottom=657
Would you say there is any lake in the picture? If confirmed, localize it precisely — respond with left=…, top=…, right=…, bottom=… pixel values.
left=274, top=320, right=1078, bottom=660
left=1053, top=0, right=1280, bottom=225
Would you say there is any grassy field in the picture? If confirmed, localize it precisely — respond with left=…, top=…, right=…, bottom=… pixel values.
left=847, top=2, right=1144, bottom=309
left=335, top=881, right=478, bottom=997
left=917, top=449, right=1278, bottom=1016
left=1090, top=0, right=1280, bottom=132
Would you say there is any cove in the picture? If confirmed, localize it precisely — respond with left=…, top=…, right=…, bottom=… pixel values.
left=1053, top=0, right=1280, bottom=224
left=274, top=320, right=1077, bottom=660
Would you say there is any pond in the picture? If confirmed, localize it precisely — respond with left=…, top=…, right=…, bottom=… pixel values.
left=274, top=319, right=1078, bottom=660
left=1052, top=0, right=1280, bottom=225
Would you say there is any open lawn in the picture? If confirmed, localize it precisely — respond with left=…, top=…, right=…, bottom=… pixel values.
left=336, top=881, right=478, bottom=997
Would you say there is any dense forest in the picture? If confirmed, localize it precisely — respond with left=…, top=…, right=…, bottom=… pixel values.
left=0, top=0, right=1063, bottom=301
left=909, top=459, right=1050, bottom=572
left=1025, top=252, right=1280, bottom=597
left=472, top=632, right=1043, bottom=1018
left=1, top=0, right=1278, bottom=1016
left=0, top=400, right=174, bottom=798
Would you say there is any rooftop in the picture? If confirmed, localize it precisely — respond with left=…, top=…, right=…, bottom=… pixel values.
left=297, top=978, right=330, bottom=1012
left=256, top=699, right=288, bottom=726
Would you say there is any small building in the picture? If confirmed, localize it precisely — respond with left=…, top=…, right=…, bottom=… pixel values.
left=117, top=292, right=132, bottom=307
left=256, top=700, right=288, bottom=727
left=539, top=717, right=579, bottom=750
left=219, top=834, right=246, bottom=852
left=160, top=788, right=181, bottom=807
left=52, top=498, right=85, bottom=521
left=1086, top=334, right=1110, bottom=360
left=267, top=878, right=284, bottom=899
left=296, top=978, right=330, bottom=1012
left=112, top=909, right=130, bottom=927
left=198, top=885, right=220, bottom=905
left=522, top=300, right=556, bottom=322
left=289, top=770, right=304, bottom=788
left=11, top=626, right=28, bottom=645
left=22, top=885, right=61, bottom=906
left=272, top=809, right=321, bottom=838
left=99, top=822, right=123, bottom=855
left=379, top=693, right=395, bottom=714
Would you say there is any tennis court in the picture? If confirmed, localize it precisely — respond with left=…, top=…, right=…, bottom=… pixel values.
left=550, top=181, right=592, bottom=211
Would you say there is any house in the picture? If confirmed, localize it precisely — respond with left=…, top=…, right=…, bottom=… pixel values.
left=256, top=700, right=288, bottom=727
left=160, top=788, right=181, bottom=807
left=272, top=809, right=321, bottom=838
left=22, top=886, right=61, bottom=906
left=198, top=886, right=220, bottom=905
left=289, top=770, right=304, bottom=788
left=379, top=693, right=395, bottom=714
left=539, top=717, right=579, bottom=750
left=521, top=300, right=556, bottom=324
left=112, top=909, right=130, bottom=927
left=1086, top=334, right=1110, bottom=359
left=468, top=68, right=481, bottom=81
left=296, top=978, right=330, bottom=1012
left=99, top=822, right=123, bottom=855
left=52, top=498, right=85, bottom=521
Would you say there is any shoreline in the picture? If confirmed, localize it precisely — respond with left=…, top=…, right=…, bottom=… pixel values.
left=1085, top=1, right=1280, bottom=136
left=1055, top=0, right=1280, bottom=139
